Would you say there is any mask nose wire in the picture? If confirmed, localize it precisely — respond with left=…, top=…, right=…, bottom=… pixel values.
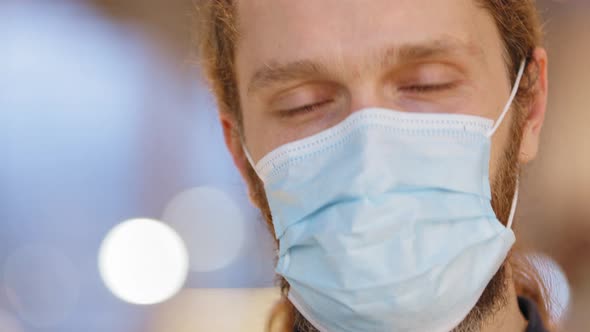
left=486, top=60, right=527, bottom=138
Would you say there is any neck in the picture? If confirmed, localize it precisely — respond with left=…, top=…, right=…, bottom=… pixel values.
left=480, top=265, right=528, bottom=332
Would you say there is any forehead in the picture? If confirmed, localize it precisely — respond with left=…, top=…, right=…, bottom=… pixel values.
left=235, top=0, right=502, bottom=83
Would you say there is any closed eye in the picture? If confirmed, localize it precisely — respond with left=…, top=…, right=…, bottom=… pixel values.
left=280, top=99, right=334, bottom=117
left=399, top=82, right=457, bottom=93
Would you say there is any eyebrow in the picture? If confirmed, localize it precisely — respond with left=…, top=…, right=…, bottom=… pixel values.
left=247, top=38, right=483, bottom=96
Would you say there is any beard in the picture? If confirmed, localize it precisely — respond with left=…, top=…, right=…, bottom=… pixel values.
left=242, top=111, right=525, bottom=332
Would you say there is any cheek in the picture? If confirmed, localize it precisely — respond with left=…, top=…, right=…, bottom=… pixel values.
left=241, top=112, right=266, bottom=163
left=489, top=142, right=502, bottom=182
left=242, top=109, right=297, bottom=163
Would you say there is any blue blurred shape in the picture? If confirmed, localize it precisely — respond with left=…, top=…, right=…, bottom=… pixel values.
left=0, top=1, right=168, bottom=331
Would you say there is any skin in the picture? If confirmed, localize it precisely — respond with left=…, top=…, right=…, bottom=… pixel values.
left=220, top=0, right=548, bottom=330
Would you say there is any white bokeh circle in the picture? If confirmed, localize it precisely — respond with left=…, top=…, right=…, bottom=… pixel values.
left=162, top=186, right=246, bottom=273
left=530, top=253, right=571, bottom=321
left=98, top=218, right=189, bottom=305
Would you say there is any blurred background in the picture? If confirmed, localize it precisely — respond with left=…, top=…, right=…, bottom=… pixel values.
left=0, top=0, right=588, bottom=331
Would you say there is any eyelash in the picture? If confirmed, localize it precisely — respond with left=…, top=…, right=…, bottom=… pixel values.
left=282, top=99, right=334, bottom=117
left=400, top=82, right=456, bottom=93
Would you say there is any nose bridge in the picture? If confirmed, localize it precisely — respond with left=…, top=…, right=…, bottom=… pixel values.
left=346, top=77, right=387, bottom=114
left=333, top=48, right=393, bottom=114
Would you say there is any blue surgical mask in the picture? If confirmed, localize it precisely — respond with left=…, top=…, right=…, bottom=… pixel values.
left=244, top=60, right=526, bottom=332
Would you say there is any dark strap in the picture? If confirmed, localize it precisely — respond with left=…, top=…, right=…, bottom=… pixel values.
left=518, top=296, right=549, bottom=332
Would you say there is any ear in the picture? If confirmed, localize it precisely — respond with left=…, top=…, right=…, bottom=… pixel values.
left=519, top=47, right=549, bottom=164
left=220, top=112, right=252, bottom=183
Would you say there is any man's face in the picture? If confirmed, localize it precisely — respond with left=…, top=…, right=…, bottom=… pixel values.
left=222, top=0, right=547, bottom=330
left=235, top=0, right=515, bottom=180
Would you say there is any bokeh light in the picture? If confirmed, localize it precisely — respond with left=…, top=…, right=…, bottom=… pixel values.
left=98, top=219, right=189, bottom=305
left=530, top=254, right=571, bottom=322
left=162, top=186, right=246, bottom=273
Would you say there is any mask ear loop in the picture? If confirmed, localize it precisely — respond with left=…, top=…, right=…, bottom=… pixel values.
left=486, top=60, right=527, bottom=138
left=487, top=59, right=526, bottom=229
left=241, top=138, right=260, bottom=177
left=506, top=178, right=519, bottom=229
left=242, top=144, right=256, bottom=168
